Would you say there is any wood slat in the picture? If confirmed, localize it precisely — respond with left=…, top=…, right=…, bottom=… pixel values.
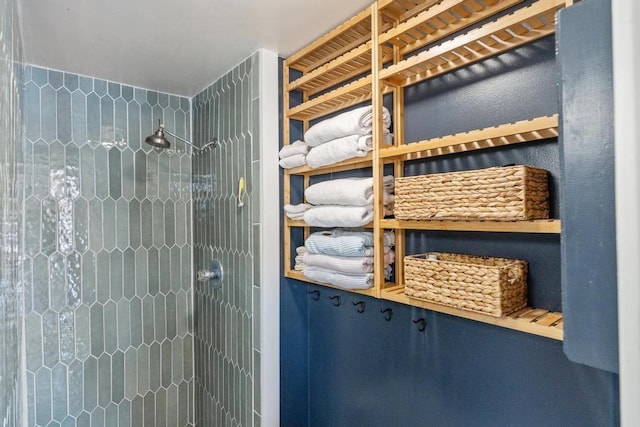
left=380, top=0, right=565, bottom=88
left=379, top=219, right=561, bottom=233
left=533, top=312, right=564, bottom=327
left=380, top=115, right=559, bottom=159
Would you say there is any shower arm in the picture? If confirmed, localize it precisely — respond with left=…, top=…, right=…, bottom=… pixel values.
left=162, top=125, right=218, bottom=151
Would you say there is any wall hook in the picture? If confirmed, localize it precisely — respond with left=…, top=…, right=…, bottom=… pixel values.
left=352, top=301, right=366, bottom=313
left=329, top=295, right=342, bottom=307
left=380, top=308, right=393, bottom=321
left=307, top=290, right=320, bottom=301
left=412, top=318, right=428, bottom=332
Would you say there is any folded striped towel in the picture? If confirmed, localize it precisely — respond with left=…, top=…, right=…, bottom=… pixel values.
left=301, top=251, right=395, bottom=275
left=305, top=229, right=395, bottom=257
left=303, top=266, right=373, bottom=290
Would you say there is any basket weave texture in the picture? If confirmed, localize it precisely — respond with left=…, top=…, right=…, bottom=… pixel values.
left=404, top=252, right=528, bottom=317
left=394, top=165, right=549, bottom=221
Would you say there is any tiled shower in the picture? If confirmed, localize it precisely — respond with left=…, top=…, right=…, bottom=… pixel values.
left=192, top=55, right=262, bottom=427
left=1, top=1, right=272, bottom=424
left=22, top=66, right=194, bottom=426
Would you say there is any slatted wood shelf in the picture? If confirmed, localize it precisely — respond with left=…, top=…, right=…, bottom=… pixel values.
left=283, top=0, right=567, bottom=342
left=379, top=0, right=524, bottom=57
left=285, top=8, right=374, bottom=73
left=380, top=115, right=559, bottom=159
left=382, top=285, right=563, bottom=340
left=379, top=0, right=565, bottom=88
left=288, top=42, right=395, bottom=97
left=287, top=76, right=394, bottom=122
left=380, top=218, right=561, bottom=233
left=285, top=269, right=378, bottom=297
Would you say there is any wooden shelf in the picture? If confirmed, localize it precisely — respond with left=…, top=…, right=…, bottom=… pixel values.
left=286, top=270, right=378, bottom=297
left=382, top=285, right=563, bottom=340
left=379, top=0, right=565, bottom=88
left=286, top=8, right=374, bottom=73
left=287, top=76, right=394, bottom=122
left=380, top=218, right=561, bottom=233
left=283, top=0, right=567, bottom=342
left=380, top=115, right=559, bottom=159
left=288, top=42, right=394, bottom=97
left=379, top=0, right=524, bottom=57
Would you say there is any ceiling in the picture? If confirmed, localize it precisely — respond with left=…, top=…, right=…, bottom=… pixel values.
left=19, top=0, right=373, bottom=97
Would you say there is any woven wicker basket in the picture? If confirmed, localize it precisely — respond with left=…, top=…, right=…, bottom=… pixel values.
left=404, top=252, right=528, bottom=317
left=394, top=165, right=549, bottom=221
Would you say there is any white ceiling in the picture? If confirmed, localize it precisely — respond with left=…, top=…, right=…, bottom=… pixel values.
left=19, top=0, right=373, bottom=97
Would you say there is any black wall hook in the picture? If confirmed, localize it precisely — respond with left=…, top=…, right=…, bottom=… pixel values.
left=329, top=295, right=343, bottom=306
left=412, top=318, right=428, bottom=332
left=380, top=308, right=393, bottom=321
left=307, top=290, right=320, bottom=301
left=352, top=301, right=366, bottom=313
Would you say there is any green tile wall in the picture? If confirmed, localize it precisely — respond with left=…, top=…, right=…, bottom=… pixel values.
left=0, top=0, right=24, bottom=425
left=192, top=53, right=261, bottom=427
left=23, top=65, right=194, bottom=426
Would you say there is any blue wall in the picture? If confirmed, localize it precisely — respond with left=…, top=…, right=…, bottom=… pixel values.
left=280, top=2, right=620, bottom=425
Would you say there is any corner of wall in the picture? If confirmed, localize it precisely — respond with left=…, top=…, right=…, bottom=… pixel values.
left=257, top=48, right=280, bottom=427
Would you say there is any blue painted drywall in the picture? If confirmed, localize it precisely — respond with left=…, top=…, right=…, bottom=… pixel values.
left=558, top=0, right=619, bottom=373
left=280, top=5, right=620, bottom=424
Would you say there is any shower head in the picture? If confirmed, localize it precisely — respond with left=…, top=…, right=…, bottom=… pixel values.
left=144, top=120, right=218, bottom=151
left=145, top=126, right=171, bottom=149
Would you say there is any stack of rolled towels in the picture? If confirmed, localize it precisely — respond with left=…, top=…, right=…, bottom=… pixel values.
left=284, top=176, right=394, bottom=227
left=278, top=140, right=309, bottom=169
left=278, top=105, right=393, bottom=169
left=295, top=229, right=395, bottom=290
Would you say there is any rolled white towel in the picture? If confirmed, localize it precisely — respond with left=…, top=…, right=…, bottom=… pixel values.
left=303, top=205, right=373, bottom=228
left=306, top=135, right=369, bottom=169
left=306, top=132, right=394, bottom=169
left=305, top=176, right=394, bottom=206
left=305, top=106, right=392, bottom=147
left=279, top=153, right=307, bottom=169
left=284, top=203, right=312, bottom=220
left=279, top=140, right=309, bottom=159
left=302, top=253, right=376, bottom=274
